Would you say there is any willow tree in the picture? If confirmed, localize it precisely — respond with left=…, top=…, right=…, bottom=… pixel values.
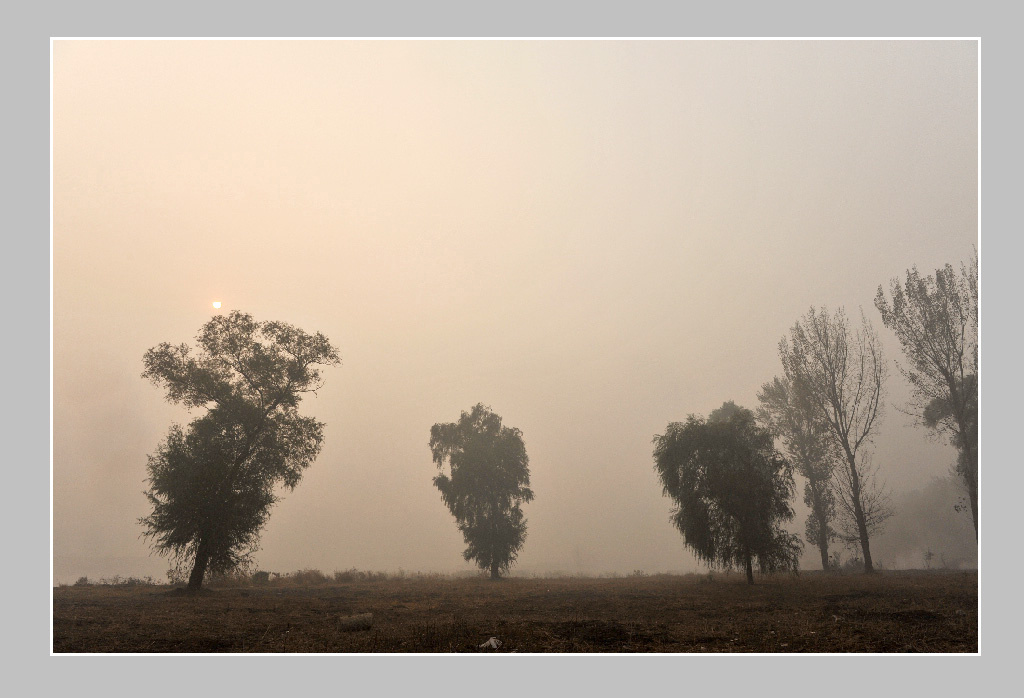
left=140, top=311, right=340, bottom=591
left=429, top=404, right=533, bottom=579
left=875, top=258, right=978, bottom=536
left=653, top=402, right=801, bottom=584
left=779, top=307, right=889, bottom=572
left=757, top=376, right=838, bottom=571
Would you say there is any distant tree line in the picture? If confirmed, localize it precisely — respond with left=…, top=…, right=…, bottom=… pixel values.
left=137, top=255, right=976, bottom=590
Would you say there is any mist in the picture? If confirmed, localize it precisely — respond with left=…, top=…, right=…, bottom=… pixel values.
left=52, top=39, right=977, bottom=584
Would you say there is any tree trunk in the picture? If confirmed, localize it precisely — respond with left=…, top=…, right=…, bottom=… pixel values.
left=744, top=555, right=754, bottom=585
left=489, top=511, right=500, bottom=579
left=859, top=533, right=874, bottom=573
left=818, top=536, right=830, bottom=572
left=816, top=500, right=831, bottom=570
left=951, top=383, right=978, bottom=539
left=845, top=453, right=874, bottom=573
left=959, top=421, right=978, bottom=539
left=966, top=447, right=978, bottom=539
left=809, top=481, right=831, bottom=571
left=187, top=539, right=210, bottom=592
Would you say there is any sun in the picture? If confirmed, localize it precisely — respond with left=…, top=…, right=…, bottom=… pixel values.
left=212, top=301, right=222, bottom=309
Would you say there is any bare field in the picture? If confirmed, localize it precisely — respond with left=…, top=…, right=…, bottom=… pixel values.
left=52, top=570, right=977, bottom=653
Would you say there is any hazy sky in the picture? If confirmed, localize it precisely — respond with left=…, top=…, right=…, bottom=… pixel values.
left=52, top=39, right=977, bottom=583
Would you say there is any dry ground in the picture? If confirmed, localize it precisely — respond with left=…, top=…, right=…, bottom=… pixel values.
left=52, top=570, right=976, bottom=653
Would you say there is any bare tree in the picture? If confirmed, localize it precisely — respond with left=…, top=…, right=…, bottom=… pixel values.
left=874, top=256, right=978, bottom=537
left=779, top=307, right=888, bottom=572
left=831, top=451, right=892, bottom=562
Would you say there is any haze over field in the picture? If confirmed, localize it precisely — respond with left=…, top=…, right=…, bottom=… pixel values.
left=52, top=40, right=978, bottom=584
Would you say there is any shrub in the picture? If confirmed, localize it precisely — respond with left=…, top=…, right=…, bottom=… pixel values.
left=333, top=568, right=361, bottom=583
left=99, top=575, right=157, bottom=586
left=74, top=576, right=90, bottom=586
left=287, top=569, right=331, bottom=586
left=206, top=571, right=251, bottom=588
left=837, top=555, right=864, bottom=574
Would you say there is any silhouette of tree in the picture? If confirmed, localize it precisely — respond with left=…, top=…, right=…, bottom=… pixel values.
left=429, top=404, right=533, bottom=579
left=140, top=311, right=340, bottom=591
left=779, top=307, right=890, bottom=573
left=653, top=401, right=801, bottom=584
left=875, top=256, right=978, bottom=537
left=757, top=376, right=838, bottom=571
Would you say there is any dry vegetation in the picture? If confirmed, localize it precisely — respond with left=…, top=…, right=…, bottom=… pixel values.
left=53, top=569, right=976, bottom=653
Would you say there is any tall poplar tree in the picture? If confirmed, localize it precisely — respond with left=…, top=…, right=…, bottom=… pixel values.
left=875, top=257, right=978, bottom=536
left=779, top=307, right=889, bottom=572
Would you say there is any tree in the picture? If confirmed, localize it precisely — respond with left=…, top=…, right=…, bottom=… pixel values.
left=830, top=450, right=892, bottom=564
left=757, top=376, right=839, bottom=571
left=429, top=404, right=534, bottom=579
left=874, top=257, right=978, bottom=537
left=779, top=307, right=890, bottom=572
left=140, top=311, right=340, bottom=592
left=652, top=401, right=801, bottom=584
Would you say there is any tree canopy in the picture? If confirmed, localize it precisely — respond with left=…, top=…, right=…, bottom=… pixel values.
left=653, top=402, right=801, bottom=584
left=875, top=258, right=978, bottom=536
left=140, top=311, right=340, bottom=590
left=429, top=404, right=534, bottom=579
left=757, top=376, right=839, bottom=571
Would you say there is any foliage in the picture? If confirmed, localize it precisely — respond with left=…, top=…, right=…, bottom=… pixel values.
left=98, top=575, right=158, bottom=586
left=652, top=402, right=802, bottom=584
left=429, top=404, right=534, bottom=579
left=778, top=307, right=890, bottom=572
left=281, top=568, right=332, bottom=586
left=756, top=376, right=839, bottom=570
left=140, top=311, right=340, bottom=591
left=874, top=257, right=978, bottom=535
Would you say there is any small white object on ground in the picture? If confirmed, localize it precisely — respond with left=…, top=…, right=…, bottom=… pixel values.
left=479, top=637, right=502, bottom=649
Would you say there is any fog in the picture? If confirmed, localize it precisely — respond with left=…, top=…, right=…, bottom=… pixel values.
left=52, top=40, right=977, bottom=584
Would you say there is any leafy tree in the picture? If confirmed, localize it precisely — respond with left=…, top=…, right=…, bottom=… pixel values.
left=779, top=307, right=890, bottom=572
left=140, top=311, right=340, bottom=591
left=874, top=257, right=978, bottom=537
left=429, top=404, right=534, bottom=579
left=652, top=401, right=801, bottom=584
left=757, top=376, right=839, bottom=571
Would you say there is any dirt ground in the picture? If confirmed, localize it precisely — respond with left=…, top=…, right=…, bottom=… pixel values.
left=52, top=570, right=977, bottom=653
